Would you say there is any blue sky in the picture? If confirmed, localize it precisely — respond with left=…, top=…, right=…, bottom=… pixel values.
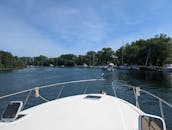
left=0, top=0, right=172, bottom=57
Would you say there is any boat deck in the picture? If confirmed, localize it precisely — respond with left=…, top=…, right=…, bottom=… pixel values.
left=0, top=94, right=143, bottom=130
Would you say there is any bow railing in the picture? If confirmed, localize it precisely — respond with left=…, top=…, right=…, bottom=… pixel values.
left=112, top=81, right=172, bottom=123
left=0, top=78, right=172, bottom=129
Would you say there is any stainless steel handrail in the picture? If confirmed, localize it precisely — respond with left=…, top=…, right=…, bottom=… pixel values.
left=0, top=78, right=103, bottom=100
left=0, top=78, right=172, bottom=121
left=112, top=81, right=172, bottom=122
left=0, top=78, right=172, bottom=129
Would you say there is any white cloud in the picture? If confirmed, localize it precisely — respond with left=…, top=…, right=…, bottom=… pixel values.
left=0, top=12, right=66, bottom=57
left=1, top=0, right=172, bottom=57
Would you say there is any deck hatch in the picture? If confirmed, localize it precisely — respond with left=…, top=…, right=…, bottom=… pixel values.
left=1, top=101, right=23, bottom=122
left=84, top=95, right=102, bottom=99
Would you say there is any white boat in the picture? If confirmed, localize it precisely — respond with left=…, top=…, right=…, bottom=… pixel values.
left=49, top=64, right=54, bottom=67
left=118, top=65, right=131, bottom=70
left=0, top=77, right=171, bottom=130
left=103, top=63, right=115, bottom=71
left=80, top=63, right=88, bottom=68
left=107, top=63, right=115, bottom=71
left=131, top=65, right=140, bottom=70
left=163, top=64, right=172, bottom=72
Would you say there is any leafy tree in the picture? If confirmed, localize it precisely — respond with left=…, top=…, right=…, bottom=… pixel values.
left=34, top=55, right=48, bottom=66
left=1, top=33, right=172, bottom=69
left=58, top=54, right=76, bottom=66
left=85, top=51, right=97, bottom=66
left=96, top=48, right=114, bottom=65
left=76, top=55, right=86, bottom=65
left=0, top=51, right=13, bottom=68
left=115, top=34, right=172, bottom=66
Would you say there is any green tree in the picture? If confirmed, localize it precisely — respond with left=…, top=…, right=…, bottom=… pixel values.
left=34, top=55, right=48, bottom=66
left=85, top=51, right=97, bottom=66
left=96, top=48, right=114, bottom=65
left=115, top=34, right=172, bottom=66
left=0, top=51, right=13, bottom=68
left=58, top=54, right=77, bottom=66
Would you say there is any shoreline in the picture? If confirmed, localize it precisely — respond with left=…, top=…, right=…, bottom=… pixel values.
left=0, top=67, right=25, bottom=71
left=0, top=65, right=170, bottom=73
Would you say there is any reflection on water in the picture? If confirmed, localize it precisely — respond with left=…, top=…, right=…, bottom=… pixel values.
left=0, top=67, right=172, bottom=129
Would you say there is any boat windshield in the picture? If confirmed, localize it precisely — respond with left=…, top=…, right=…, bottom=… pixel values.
left=141, top=115, right=164, bottom=130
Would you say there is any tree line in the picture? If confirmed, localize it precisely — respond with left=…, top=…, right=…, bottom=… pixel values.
left=0, top=34, right=172, bottom=69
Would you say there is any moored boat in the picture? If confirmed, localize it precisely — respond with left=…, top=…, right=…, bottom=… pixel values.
left=118, top=64, right=131, bottom=70
left=163, top=64, right=172, bottom=72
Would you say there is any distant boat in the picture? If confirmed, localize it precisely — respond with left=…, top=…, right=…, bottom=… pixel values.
left=103, top=63, right=115, bottom=71
left=88, top=65, right=94, bottom=68
left=27, top=65, right=33, bottom=68
left=118, top=64, right=131, bottom=70
left=108, top=63, right=115, bottom=71
left=83, top=63, right=88, bottom=68
left=79, top=63, right=88, bottom=68
left=59, top=65, right=64, bottom=68
left=130, top=65, right=140, bottom=70
left=49, top=64, right=54, bottom=67
left=163, top=64, right=172, bottom=72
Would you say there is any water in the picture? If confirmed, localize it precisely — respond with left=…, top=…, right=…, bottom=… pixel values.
left=0, top=67, right=172, bottom=129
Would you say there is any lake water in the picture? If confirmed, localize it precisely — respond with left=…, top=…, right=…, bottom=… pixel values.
left=0, top=67, right=172, bottom=129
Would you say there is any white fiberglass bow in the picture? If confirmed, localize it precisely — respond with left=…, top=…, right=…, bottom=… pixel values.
left=0, top=77, right=171, bottom=130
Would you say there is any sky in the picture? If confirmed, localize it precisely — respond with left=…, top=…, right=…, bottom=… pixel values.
left=0, top=0, right=172, bottom=57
